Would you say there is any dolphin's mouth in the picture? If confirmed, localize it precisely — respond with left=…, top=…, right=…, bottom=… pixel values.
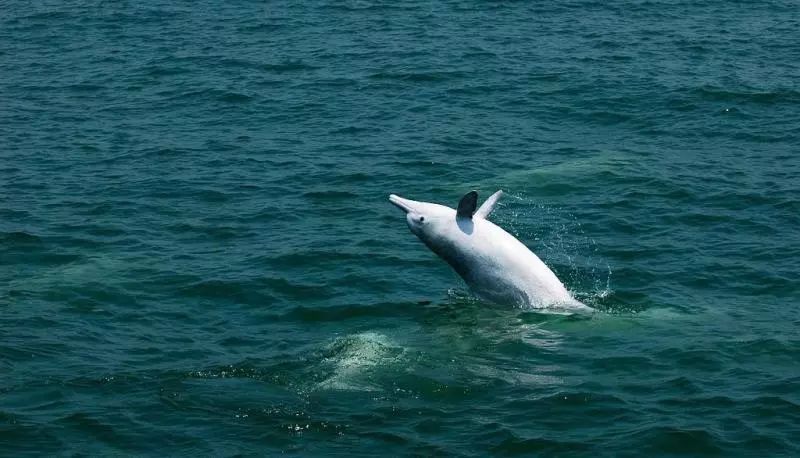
left=389, top=194, right=413, bottom=213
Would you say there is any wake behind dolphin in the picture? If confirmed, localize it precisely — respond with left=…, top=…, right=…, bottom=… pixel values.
left=389, top=190, right=592, bottom=313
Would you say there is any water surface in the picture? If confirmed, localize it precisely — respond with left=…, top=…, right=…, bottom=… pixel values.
left=1, top=1, right=799, bottom=455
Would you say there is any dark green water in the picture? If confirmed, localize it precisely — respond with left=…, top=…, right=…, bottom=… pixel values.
left=2, top=1, right=799, bottom=456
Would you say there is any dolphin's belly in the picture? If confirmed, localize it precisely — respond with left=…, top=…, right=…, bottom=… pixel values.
left=462, top=269, right=531, bottom=306
left=461, top=259, right=571, bottom=307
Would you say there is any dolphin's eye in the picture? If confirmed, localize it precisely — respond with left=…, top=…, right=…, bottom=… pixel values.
left=419, top=216, right=425, bottom=222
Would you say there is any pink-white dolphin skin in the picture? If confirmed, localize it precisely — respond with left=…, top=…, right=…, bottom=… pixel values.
left=390, top=190, right=591, bottom=312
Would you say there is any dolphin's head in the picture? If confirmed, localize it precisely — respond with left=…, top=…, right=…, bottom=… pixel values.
left=388, top=190, right=490, bottom=259
left=388, top=194, right=454, bottom=240
left=389, top=191, right=495, bottom=280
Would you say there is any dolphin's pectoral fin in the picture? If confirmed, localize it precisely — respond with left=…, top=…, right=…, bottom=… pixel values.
left=475, top=190, right=503, bottom=219
left=456, top=190, right=478, bottom=219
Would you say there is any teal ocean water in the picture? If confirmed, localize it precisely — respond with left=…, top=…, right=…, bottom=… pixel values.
left=2, top=1, right=799, bottom=455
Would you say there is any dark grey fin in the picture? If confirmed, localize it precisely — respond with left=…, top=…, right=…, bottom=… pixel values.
left=456, top=190, right=478, bottom=219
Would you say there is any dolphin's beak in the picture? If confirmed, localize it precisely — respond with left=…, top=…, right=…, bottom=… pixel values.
left=389, top=194, right=414, bottom=214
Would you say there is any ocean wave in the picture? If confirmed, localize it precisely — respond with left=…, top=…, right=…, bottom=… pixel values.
left=692, top=86, right=800, bottom=105
left=367, top=70, right=466, bottom=83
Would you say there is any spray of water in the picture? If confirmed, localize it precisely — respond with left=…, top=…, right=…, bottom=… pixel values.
left=491, top=192, right=614, bottom=311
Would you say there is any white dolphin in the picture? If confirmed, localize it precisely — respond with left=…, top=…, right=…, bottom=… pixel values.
left=389, top=190, right=592, bottom=312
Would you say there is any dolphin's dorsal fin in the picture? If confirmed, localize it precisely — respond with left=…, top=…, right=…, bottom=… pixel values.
left=475, top=190, right=503, bottom=219
left=456, top=190, right=478, bottom=218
